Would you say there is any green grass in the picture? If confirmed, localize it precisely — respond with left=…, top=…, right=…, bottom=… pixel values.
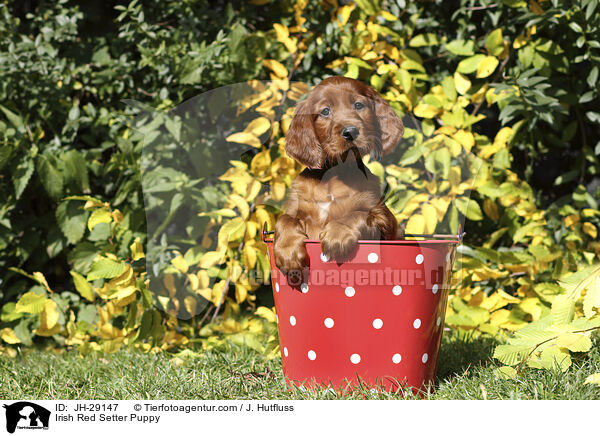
left=2, top=331, right=600, bottom=400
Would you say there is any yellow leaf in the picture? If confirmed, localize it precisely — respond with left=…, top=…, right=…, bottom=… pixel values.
left=171, top=255, right=189, bottom=273
left=583, top=222, right=597, bottom=239
left=585, top=373, right=600, bottom=386
left=245, top=117, right=271, bottom=137
left=33, top=272, right=52, bottom=293
left=100, top=324, right=124, bottom=339
left=228, top=194, right=250, bottom=219
left=273, top=23, right=289, bottom=40
left=88, top=208, right=112, bottom=231
left=454, top=72, right=471, bottom=95
left=246, top=179, right=262, bottom=202
left=406, top=214, right=425, bottom=234
left=111, top=209, right=124, bottom=224
left=529, top=0, right=544, bottom=14
left=40, top=299, right=59, bottom=331
left=251, top=149, right=271, bottom=176
left=421, top=204, right=438, bottom=234
left=130, top=238, right=145, bottom=261
left=0, top=328, right=21, bottom=344
left=197, top=270, right=210, bottom=289
left=379, top=10, right=397, bottom=21
left=564, top=214, right=580, bottom=229
left=453, top=130, right=475, bottom=151
left=476, top=56, right=499, bottom=78
left=483, top=199, right=499, bottom=220
left=255, top=306, right=277, bottom=323
left=262, top=59, right=288, bottom=79
left=271, top=181, right=286, bottom=201
left=184, top=296, right=197, bottom=316
left=226, top=131, right=262, bottom=148
left=337, top=4, right=355, bottom=26
left=235, top=283, right=248, bottom=303
left=244, top=244, right=258, bottom=269
left=413, top=103, right=440, bottom=119
left=199, top=251, right=224, bottom=269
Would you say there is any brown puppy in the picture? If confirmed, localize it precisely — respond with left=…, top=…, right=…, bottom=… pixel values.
left=274, top=76, right=404, bottom=280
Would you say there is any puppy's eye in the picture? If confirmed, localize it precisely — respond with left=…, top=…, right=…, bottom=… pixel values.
left=354, top=102, right=365, bottom=110
left=320, top=107, right=331, bottom=117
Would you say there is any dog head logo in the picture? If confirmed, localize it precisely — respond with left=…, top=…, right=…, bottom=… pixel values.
left=2, top=402, right=50, bottom=433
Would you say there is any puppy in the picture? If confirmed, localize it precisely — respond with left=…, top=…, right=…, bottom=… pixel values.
left=274, top=76, right=404, bottom=280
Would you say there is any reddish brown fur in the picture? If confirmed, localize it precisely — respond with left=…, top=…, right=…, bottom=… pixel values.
left=274, top=77, right=404, bottom=279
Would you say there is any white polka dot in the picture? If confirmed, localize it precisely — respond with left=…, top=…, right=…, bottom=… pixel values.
left=324, top=317, right=334, bottom=328
left=320, top=252, right=329, bottom=262
left=283, top=346, right=288, bottom=357
left=392, top=353, right=402, bottom=364
left=368, top=252, right=378, bottom=263
left=301, top=283, right=309, bottom=293
left=436, top=316, right=441, bottom=327
left=308, top=350, right=316, bottom=360
left=350, top=353, right=361, bottom=364
left=416, top=254, right=424, bottom=264
left=432, top=284, right=439, bottom=294
left=276, top=315, right=279, bottom=324
left=392, top=285, right=402, bottom=296
left=289, top=315, right=296, bottom=326
left=372, top=318, right=383, bottom=329
left=413, top=318, right=421, bottom=329
left=275, top=282, right=279, bottom=292
left=345, top=286, right=355, bottom=297
left=422, top=353, right=429, bottom=363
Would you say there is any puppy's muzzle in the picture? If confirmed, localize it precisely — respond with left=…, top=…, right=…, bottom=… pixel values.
left=341, top=125, right=359, bottom=141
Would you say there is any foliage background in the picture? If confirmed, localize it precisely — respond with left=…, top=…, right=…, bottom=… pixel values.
left=1, top=0, right=600, bottom=375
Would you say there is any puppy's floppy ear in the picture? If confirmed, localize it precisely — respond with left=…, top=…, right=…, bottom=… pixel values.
left=285, top=100, right=325, bottom=169
left=367, top=88, right=404, bottom=156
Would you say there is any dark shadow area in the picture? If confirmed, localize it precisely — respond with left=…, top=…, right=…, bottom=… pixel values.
left=435, top=332, right=498, bottom=384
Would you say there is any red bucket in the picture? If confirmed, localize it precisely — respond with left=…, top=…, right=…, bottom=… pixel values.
left=263, top=228, right=461, bottom=393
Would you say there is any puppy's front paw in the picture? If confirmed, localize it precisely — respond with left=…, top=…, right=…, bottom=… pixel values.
left=274, top=241, right=309, bottom=284
left=319, top=221, right=359, bottom=262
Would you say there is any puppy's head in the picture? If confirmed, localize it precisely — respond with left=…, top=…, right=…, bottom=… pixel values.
left=285, top=76, right=404, bottom=169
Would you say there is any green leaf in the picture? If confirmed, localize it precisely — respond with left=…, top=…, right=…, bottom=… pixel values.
left=409, top=33, right=440, bottom=47
left=550, top=295, right=575, bottom=325
left=445, top=39, right=475, bottom=56
left=70, top=271, right=95, bottom=302
left=528, top=346, right=571, bottom=372
left=457, top=54, right=486, bottom=74
left=556, top=332, right=592, bottom=352
left=37, top=154, right=64, bottom=200
left=0, top=104, right=24, bottom=129
left=1, top=303, right=23, bottom=322
left=62, top=150, right=90, bottom=193
left=12, top=155, right=34, bottom=200
left=88, top=208, right=112, bottom=232
left=485, top=29, right=504, bottom=56
left=494, top=366, right=517, bottom=380
left=56, top=201, right=89, bottom=245
left=400, top=145, right=426, bottom=165
left=15, top=291, right=47, bottom=314
left=493, top=343, right=533, bottom=366
left=455, top=197, right=483, bottom=220
left=354, top=0, right=381, bottom=15
left=87, top=258, right=128, bottom=281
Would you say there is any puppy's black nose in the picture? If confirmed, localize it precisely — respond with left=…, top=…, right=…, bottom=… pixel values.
left=341, top=126, right=359, bottom=141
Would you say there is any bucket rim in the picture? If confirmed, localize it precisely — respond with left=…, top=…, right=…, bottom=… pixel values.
left=262, top=238, right=460, bottom=246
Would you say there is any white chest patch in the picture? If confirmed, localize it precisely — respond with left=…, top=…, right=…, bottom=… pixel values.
left=317, top=194, right=334, bottom=221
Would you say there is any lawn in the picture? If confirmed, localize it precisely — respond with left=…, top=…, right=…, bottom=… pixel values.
left=2, top=331, right=600, bottom=400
